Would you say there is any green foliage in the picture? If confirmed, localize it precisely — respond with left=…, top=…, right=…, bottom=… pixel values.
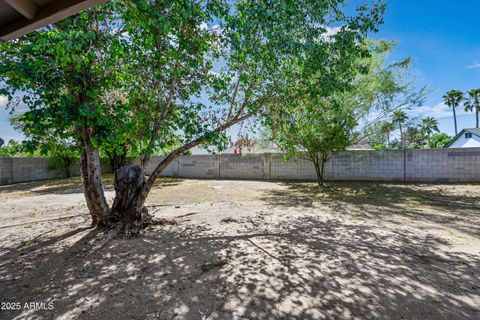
left=267, top=40, right=418, bottom=185
left=373, top=143, right=386, bottom=150
left=369, top=114, right=442, bottom=149
left=464, top=88, right=480, bottom=128
left=443, top=90, right=465, bottom=108
left=392, top=110, right=408, bottom=126
left=0, top=0, right=393, bottom=216
left=443, top=89, right=464, bottom=135
left=45, top=142, right=79, bottom=178
left=428, top=133, right=451, bottom=149
left=366, top=120, right=395, bottom=148
left=0, top=140, right=32, bottom=157
left=0, top=1, right=131, bottom=155
left=0, top=0, right=387, bottom=163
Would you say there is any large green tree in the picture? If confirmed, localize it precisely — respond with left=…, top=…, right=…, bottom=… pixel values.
left=1, top=0, right=386, bottom=235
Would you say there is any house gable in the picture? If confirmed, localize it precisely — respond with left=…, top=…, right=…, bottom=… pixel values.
left=446, top=129, right=480, bottom=148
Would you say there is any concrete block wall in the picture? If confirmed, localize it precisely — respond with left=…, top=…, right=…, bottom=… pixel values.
left=0, top=157, right=13, bottom=185
left=270, top=154, right=317, bottom=181
left=219, top=154, right=265, bottom=180
left=178, top=155, right=219, bottom=179
left=0, top=157, right=65, bottom=184
left=164, top=148, right=480, bottom=183
left=329, top=150, right=405, bottom=182
left=1, top=148, right=480, bottom=185
left=406, top=149, right=480, bottom=182
left=0, top=157, right=111, bottom=185
left=142, top=156, right=176, bottom=177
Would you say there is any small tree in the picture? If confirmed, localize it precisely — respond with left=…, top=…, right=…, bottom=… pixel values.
left=273, top=97, right=358, bottom=186
left=46, top=141, right=79, bottom=178
left=268, top=41, right=422, bottom=186
left=232, top=133, right=256, bottom=155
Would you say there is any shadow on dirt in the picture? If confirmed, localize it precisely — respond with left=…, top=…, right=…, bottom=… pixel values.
left=1, top=214, right=479, bottom=320
left=261, top=181, right=480, bottom=238
left=0, top=176, right=182, bottom=196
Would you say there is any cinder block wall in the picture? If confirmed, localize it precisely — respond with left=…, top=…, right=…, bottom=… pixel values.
left=219, top=154, right=265, bottom=180
left=0, top=157, right=111, bottom=185
left=406, top=149, right=480, bottom=182
left=329, top=150, right=405, bottom=182
left=1, top=148, right=480, bottom=185
left=0, top=157, right=13, bottom=185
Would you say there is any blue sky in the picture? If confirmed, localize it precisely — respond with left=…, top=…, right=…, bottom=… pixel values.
left=1, top=0, right=480, bottom=142
left=367, top=0, right=480, bottom=135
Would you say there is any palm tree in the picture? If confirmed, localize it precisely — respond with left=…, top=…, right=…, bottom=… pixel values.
left=380, top=121, right=395, bottom=147
left=443, top=90, right=464, bottom=135
left=392, top=110, right=408, bottom=148
left=420, top=116, right=439, bottom=143
left=464, top=88, right=480, bottom=128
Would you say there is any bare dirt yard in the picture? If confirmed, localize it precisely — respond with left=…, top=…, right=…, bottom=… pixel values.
left=0, top=177, right=479, bottom=320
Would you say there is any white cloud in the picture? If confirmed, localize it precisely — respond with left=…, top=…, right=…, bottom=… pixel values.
left=319, top=26, right=342, bottom=42
left=0, top=95, right=7, bottom=106
left=467, top=63, right=480, bottom=69
left=408, top=102, right=468, bottom=119
left=324, top=26, right=342, bottom=37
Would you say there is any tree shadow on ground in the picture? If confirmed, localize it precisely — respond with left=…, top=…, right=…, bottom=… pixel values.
left=260, top=182, right=480, bottom=238
left=1, top=214, right=479, bottom=320
left=0, top=176, right=182, bottom=196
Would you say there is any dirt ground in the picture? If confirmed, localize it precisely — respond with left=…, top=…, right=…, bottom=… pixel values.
left=0, top=177, right=479, bottom=320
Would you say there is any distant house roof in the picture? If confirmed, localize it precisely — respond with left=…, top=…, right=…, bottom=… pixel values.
left=0, top=137, right=4, bottom=147
left=444, top=128, right=480, bottom=148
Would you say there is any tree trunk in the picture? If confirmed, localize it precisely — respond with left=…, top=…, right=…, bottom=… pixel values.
left=102, top=114, right=252, bottom=237
left=110, top=165, right=152, bottom=237
left=108, top=141, right=195, bottom=237
left=65, top=163, right=71, bottom=179
left=108, top=145, right=129, bottom=172
left=453, top=106, right=458, bottom=135
left=80, top=150, right=99, bottom=226
left=399, top=124, right=404, bottom=149
left=312, top=153, right=328, bottom=187
left=476, top=107, right=479, bottom=128
left=79, top=132, right=110, bottom=227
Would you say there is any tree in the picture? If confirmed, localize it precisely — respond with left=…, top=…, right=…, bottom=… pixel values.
left=0, top=140, right=30, bottom=157
left=380, top=121, right=395, bottom=147
left=465, top=88, right=480, bottom=128
left=392, top=110, right=408, bottom=148
left=428, top=133, right=451, bottom=149
left=268, top=41, right=420, bottom=186
left=232, top=133, right=256, bottom=155
left=10, top=114, right=80, bottom=177
left=46, top=141, right=79, bottom=178
left=403, top=125, right=425, bottom=149
left=443, top=90, right=464, bottom=135
left=1, top=0, right=386, bottom=235
left=420, top=116, right=439, bottom=143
